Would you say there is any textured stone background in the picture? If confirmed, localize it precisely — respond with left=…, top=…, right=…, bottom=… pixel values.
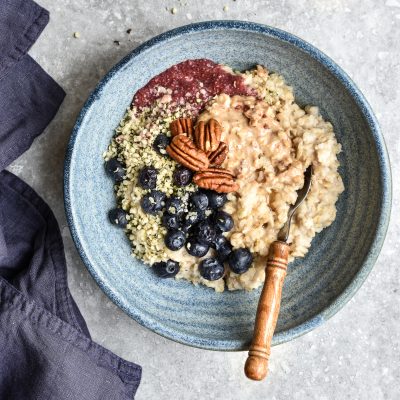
left=11, top=0, right=399, bottom=398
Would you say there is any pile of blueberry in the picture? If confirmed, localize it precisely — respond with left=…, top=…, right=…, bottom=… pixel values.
left=105, top=157, right=129, bottom=228
left=138, top=165, right=252, bottom=281
left=105, top=155, right=253, bottom=283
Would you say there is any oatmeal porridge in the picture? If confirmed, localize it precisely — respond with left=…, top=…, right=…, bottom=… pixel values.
left=103, top=60, right=344, bottom=292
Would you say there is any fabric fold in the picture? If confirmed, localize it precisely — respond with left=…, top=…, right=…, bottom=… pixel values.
left=0, top=275, right=141, bottom=399
left=0, top=54, right=66, bottom=171
left=0, top=170, right=89, bottom=334
left=0, top=0, right=142, bottom=398
left=0, top=0, right=49, bottom=75
left=0, top=170, right=142, bottom=399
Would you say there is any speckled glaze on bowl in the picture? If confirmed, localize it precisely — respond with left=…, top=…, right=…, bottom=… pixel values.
left=64, top=21, right=391, bottom=351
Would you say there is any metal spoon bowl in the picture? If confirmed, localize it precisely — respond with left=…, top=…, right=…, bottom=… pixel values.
left=278, top=165, right=313, bottom=242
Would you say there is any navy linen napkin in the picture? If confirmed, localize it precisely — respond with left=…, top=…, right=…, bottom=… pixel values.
left=0, top=1, right=142, bottom=399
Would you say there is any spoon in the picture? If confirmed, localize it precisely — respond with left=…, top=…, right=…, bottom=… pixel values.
left=244, top=165, right=313, bottom=381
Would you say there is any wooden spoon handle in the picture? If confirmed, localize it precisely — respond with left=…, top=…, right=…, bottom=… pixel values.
left=244, top=240, right=290, bottom=381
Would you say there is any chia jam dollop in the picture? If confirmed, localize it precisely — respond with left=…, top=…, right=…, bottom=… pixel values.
left=132, top=59, right=255, bottom=114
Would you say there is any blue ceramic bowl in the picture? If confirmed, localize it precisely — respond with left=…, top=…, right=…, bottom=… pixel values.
left=64, top=21, right=391, bottom=350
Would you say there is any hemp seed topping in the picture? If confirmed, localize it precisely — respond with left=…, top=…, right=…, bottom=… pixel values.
left=104, top=99, right=196, bottom=264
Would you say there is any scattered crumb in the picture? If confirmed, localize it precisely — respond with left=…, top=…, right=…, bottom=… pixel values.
left=171, top=7, right=178, bottom=14
left=186, top=13, right=192, bottom=19
left=223, top=5, right=229, bottom=11
left=73, top=32, right=80, bottom=38
left=114, top=40, right=120, bottom=46
left=126, top=28, right=132, bottom=34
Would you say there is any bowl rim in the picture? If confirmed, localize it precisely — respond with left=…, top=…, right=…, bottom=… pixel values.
left=64, top=20, right=392, bottom=351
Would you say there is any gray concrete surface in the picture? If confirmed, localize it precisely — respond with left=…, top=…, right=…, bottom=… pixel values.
left=10, top=0, right=400, bottom=398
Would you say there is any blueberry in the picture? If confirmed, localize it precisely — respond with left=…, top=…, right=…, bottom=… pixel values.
left=138, top=166, right=158, bottom=189
left=199, top=258, right=225, bottom=281
left=164, top=229, right=186, bottom=251
left=228, top=248, right=253, bottom=274
left=152, top=190, right=166, bottom=203
left=105, top=158, right=125, bottom=182
left=212, top=234, right=229, bottom=250
left=153, top=259, right=180, bottom=278
left=217, top=243, right=233, bottom=262
left=185, top=237, right=209, bottom=258
left=165, top=196, right=184, bottom=215
left=213, top=210, right=234, bottom=232
left=216, top=240, right=232, bottom=262
left=212, top=235, right=233, bottom=261
left=189, top=192, right=209, bottom=211
left=202, top=190, right=227, bottom=209
left=153, top=134, right=171, bottom=157
left=108, top=208, right=128, bottom=228
left=182, top=209, right=205, bottom=229
left=162, top=213, right=182, bottom=230
left=173, top=167, right=193, bottom=187
left=193, top=220, right=217, bottom=245
left=181, top=223, right=192, bottom=234
left=140, top=190, right=166, bottom=215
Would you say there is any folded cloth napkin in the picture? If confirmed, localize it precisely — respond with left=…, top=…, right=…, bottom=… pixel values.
left=0, top=1, right=142, bottom=399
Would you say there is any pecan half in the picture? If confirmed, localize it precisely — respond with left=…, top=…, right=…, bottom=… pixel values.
left=194, top=118, right=222, bottom=152
left=206, top=142, right=228, bottom=166
left=170, top=118, right=194, bottom=139
left=166, top=135, right=209, bottom=171
left=193, top=167, right=239, bottom=193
